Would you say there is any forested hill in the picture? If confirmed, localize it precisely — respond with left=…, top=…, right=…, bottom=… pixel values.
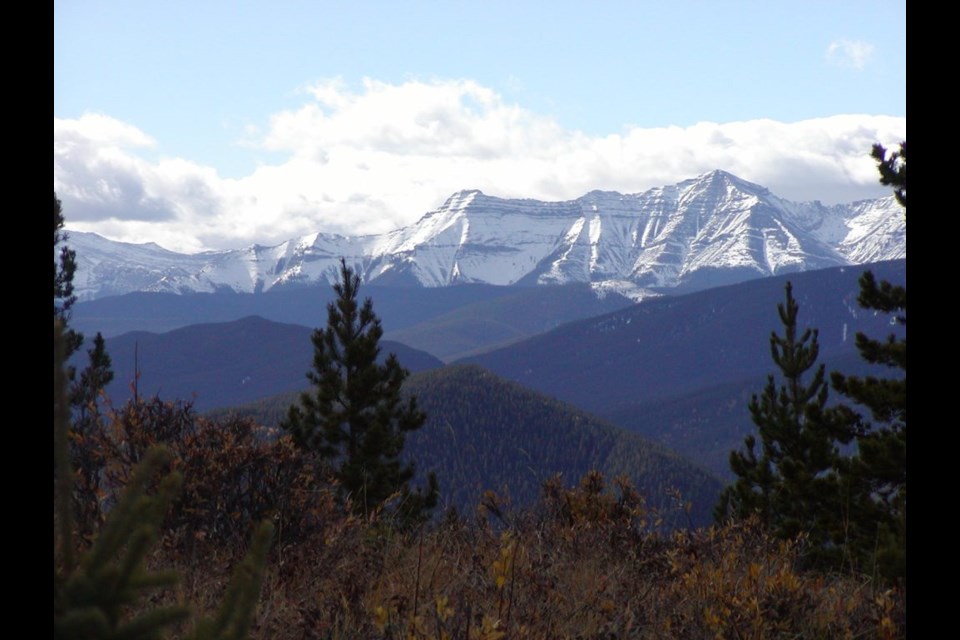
left=216, top=364, right=724, bottom=527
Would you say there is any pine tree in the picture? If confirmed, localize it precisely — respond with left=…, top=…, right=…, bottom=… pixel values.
left=71, top=332, right=114, bottom=421
left=282, top=258, right=438, bottom=521
left=55, top=197, right=117, bottom=530
left=829, top=141, right=907, bottom=579
left=872, top=141, right=906, bottom=208
left=55, top=192, right=83, bottom=361
left=69, top=332, right=115, bottom=533
left=716, top=283, right=853, bottom=557
left=719, top=142, right=907, bottom=580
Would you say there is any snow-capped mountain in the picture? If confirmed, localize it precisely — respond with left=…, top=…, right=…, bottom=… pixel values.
left=68, top=170, right=905, bottom=301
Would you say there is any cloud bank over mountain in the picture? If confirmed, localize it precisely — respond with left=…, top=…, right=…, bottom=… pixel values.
left=55, top=78, right=906, bottom=254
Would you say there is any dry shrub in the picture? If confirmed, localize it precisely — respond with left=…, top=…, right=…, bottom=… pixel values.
left=327, top=475, right=904, bottom=640
left=68, top=405, right=905, bottom=638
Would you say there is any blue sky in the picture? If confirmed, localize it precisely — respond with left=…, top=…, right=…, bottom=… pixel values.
left=54, top=1, right=906, bottom=253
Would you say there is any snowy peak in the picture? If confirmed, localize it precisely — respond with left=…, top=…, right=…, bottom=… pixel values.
left=691, top=169, right=770, bottom=194
left=443, top=189, right=483, bottom=208
left=68, top=171, right=905, bottom=301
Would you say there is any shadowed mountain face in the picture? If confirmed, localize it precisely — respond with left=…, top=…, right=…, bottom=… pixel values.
left=90, top=261, right=902, bottom=417
left=71, top=284, right=633, bottom=350
left=599, top=348, right=896, bottom=481
left=72, top=282, right=520, bottom=338
left=458, top=260, right=905, bottom=413
left=90, top=315, right=443, bottom=413
left=72, top=283, right=637, bottom=362
left=78, top=260, right=904, bottom=512
left=458, top=260, right=905, bottom=478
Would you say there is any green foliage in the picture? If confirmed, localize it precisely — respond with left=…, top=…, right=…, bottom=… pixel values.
left=716, top=283, right=854, bottom=559
left=57, top=199, right=116, bottom=528
left=70, top=333, right=115, bottom=531
left=282, top=258, right=437, bottom=521
left=71, top=332, right=114, bottom=411
left=55, top=446, right=192, bottom=639
left=718, top=277, right=905, bottom=578
left=404, top=364, right=721, bottom=527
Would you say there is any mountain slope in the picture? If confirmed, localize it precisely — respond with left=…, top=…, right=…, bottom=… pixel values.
left=459, top=260, right=906, bottom=414
left=72, top=283, right=635, bottom=361
left=383, top=283, right=634, bottom=361
left=72, top=283, right=519, bottom=337
left=404, top=365, right=722, bottom=526
left=600, top=348, right=896, bottom=481
left=91, top=316, right=443, bottom=412
left=219, top=364, right=724, bottom=527
left=85, top=261, right=905, bottom=474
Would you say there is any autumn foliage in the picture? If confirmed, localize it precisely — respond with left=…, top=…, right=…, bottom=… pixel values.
left=61, top=393, right=905, bottom=637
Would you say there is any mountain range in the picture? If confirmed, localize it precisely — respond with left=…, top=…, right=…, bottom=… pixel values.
left=68, top=170, right=904, bottom=302
left=63, top=170, right=906, bottom=520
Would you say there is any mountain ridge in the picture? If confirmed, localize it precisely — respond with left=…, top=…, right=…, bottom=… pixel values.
left=67, top=169, right=905, bottom=301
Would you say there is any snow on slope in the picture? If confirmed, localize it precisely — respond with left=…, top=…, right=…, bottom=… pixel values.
left=67, top=170, right=906, bottom=301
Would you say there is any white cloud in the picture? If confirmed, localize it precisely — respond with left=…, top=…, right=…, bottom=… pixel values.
left=826, top=39, right=875, bottom=70
left=54, top=80, right=906, bottom=253
left=55, top=113, right=156, bottom=149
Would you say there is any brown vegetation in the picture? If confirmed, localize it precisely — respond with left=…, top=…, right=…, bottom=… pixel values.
left=63, top=394, right=905, bottom=639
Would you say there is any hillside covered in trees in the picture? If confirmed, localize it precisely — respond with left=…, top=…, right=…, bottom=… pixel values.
left=219, top=363, right=724, bottom=527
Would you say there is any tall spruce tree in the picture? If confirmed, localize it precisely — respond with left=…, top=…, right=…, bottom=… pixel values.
left=55, top=196, right=117, bottom=531
left=282, top=258, right=438, bottom=521
left=55, top=192, right=83, bottom=362
left=716, top=283, right=854, bottom=557
left=69, top=332, right=116, bottom=532
left=830, top=141, right=906, bottom=579
left=55, top=194, right=116, bottom=429
left=719, top=143, right=907, bottom=580
left=55, top=195, right=115, bottom=406
left=71, top=332, right=114, bottom=421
